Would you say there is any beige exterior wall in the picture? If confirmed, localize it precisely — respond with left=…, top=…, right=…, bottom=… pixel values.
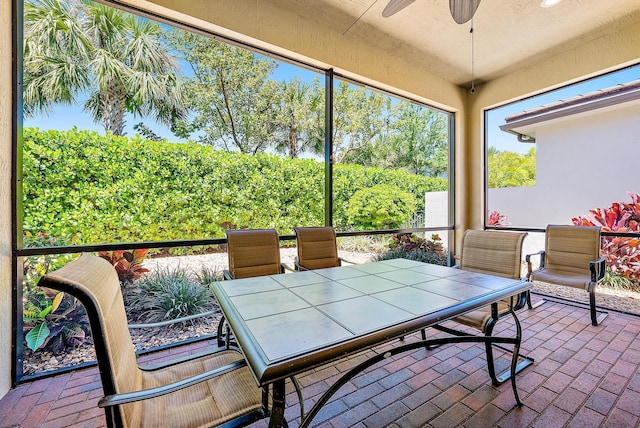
left=1, top=0, right=13, bottom=399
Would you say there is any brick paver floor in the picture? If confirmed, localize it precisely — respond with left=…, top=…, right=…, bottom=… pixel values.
left=1, top=295, right=639, bottom=427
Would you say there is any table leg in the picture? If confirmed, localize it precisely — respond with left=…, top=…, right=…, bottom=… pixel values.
left=268, top=379, right=287, bottom=428
left=509, top=309, right=524, bottom=407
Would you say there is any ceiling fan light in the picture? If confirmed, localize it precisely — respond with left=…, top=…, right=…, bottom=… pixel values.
left=540, top=0, right=563, bottom=8
left=382, top=0, right=416, bottom=18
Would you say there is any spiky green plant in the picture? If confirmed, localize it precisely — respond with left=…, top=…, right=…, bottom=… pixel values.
left=126, top=267, right=216, bottom=324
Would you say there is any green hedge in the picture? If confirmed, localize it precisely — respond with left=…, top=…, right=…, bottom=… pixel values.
left=22, top=128, right=447, bottom=245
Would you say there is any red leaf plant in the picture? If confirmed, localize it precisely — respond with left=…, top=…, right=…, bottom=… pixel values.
left=98, top=249, right=150, bottom=284
left=487, top=210, right=511, bottom=227
left=572, top=192, right=640, bottom=281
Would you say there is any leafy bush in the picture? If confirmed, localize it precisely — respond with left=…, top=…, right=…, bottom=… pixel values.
left=21, top=234, right=84, bottom=352
left=487, top=147, right=536, bottom=188
left=126, top=267, right=217, bottom=324
left=22, top=128, right=447, bottom=246
left=573, top=192, right=640, bottom=282
left=346, top=184, right=416, bottom=230
left=376, top=233, right=448, bottom=265
left=333, top=163, right=445, bottom=230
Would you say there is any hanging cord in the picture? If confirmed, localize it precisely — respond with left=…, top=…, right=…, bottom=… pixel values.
left=469, top=17, right=476, bottom=94
left=344, top=0, right=378, bottom=35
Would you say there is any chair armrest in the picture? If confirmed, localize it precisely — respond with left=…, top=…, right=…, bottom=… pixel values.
left=295, top=262, right=310, bottom=271
left=281, top=263, right=296, bottom=273
left=98, top=359, right=248, bottom=408
left=590, top=255, right=606, bottom=283
left=338, top=257, right=357, bottom=265
left=223, top=270, right=234, bottom=280
left=525, top=250, right=546, bottom=278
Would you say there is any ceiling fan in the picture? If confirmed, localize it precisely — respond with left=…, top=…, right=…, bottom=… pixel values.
left=382, top=0, right=482, bottom=24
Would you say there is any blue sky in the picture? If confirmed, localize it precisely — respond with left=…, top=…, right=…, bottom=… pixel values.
left=24, top=50, right=639, bottom=150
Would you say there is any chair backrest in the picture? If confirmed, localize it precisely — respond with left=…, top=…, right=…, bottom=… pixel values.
left=459, top=229, right=528, bottom=279
left=226, top=229, right=283, bottom=278
left=37, top=253, right=141, bottom=427
left=294, top=226, right=341, bottom=270
left=544, top=224, right=601, bottom=275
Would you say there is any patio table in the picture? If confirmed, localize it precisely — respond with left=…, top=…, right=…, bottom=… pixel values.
left=210, top=258, right=532, bottom=428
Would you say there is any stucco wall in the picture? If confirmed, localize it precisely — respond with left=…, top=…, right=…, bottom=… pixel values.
left=489, top=102, right=640, bottom=228
left=1, top=0, right=13, bottom=399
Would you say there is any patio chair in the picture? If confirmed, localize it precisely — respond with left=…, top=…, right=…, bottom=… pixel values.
left=526, top=224, right=607, bottom=326
left=37, top=253, right=266, bottom=428
left=293, top=226, right=355, bottom=270
left=224, top=229, right=288, bottom=279
left=432, top=229, right=534, bottom=385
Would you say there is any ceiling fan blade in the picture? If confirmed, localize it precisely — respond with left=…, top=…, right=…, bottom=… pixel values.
left=449, top=0, right=481, bottom=24
left=382, top=0, right=416, bottom=18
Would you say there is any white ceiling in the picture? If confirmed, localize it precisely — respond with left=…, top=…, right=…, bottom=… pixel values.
left=267, top=0, right=640, bottom=88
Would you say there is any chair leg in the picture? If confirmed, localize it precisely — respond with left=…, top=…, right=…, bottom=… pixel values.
left=589, top=289, right=608, bottom=326
left=526, top=290, right=545, bottom=310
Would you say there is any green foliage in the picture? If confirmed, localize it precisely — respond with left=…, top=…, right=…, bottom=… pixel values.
left=194, top=265, right=224, bottom=286
left=23, top=285, right=89, bottom=353
left=487, top=147, right=536, bottom=188
left=167, top=30, right=278, bottom=153
left=23, top=128, right=447, bottom=244
left=22, top=233, right=84, bottom=352
left=376, top=233, right=448, bottom=265
left=333, top=163, right=446, bottom=230
left=346, top=184, right=416, bottom=230
left=337, top=235, right=387, bottom=253
left=603, top=269, right=638, bottom=291
left=342, top=101, right=449, bottom=177
left=272, top=77, right=325, bottom=158
left=23, top=0, right=185, bottom=135
left=126, top=267, right=216, bottom=324
left=25, top=323, right=50, bottom=352
left=333, top=81, right=391, bottom=163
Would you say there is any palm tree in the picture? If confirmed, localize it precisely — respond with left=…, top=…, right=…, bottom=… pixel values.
left=273, top=78, right=324, bottom=158
left=23, top=0, right=186, bottom=136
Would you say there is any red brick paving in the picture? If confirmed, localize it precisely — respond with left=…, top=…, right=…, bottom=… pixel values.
left=1, top=296, right=640, bottom=428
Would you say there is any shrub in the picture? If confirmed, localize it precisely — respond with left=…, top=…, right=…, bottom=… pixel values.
left=346, top=184, right=416, bottom=230
left=22, top=128, right=447, bottom=246
left=126, top=267, right=216, bottom=324
left=376, top=233, right=448, bottom=265
left=572, top=192, right=640, bottom=282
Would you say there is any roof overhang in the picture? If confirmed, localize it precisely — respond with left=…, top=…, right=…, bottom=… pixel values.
left=499, top=79, right=640, bottom=143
